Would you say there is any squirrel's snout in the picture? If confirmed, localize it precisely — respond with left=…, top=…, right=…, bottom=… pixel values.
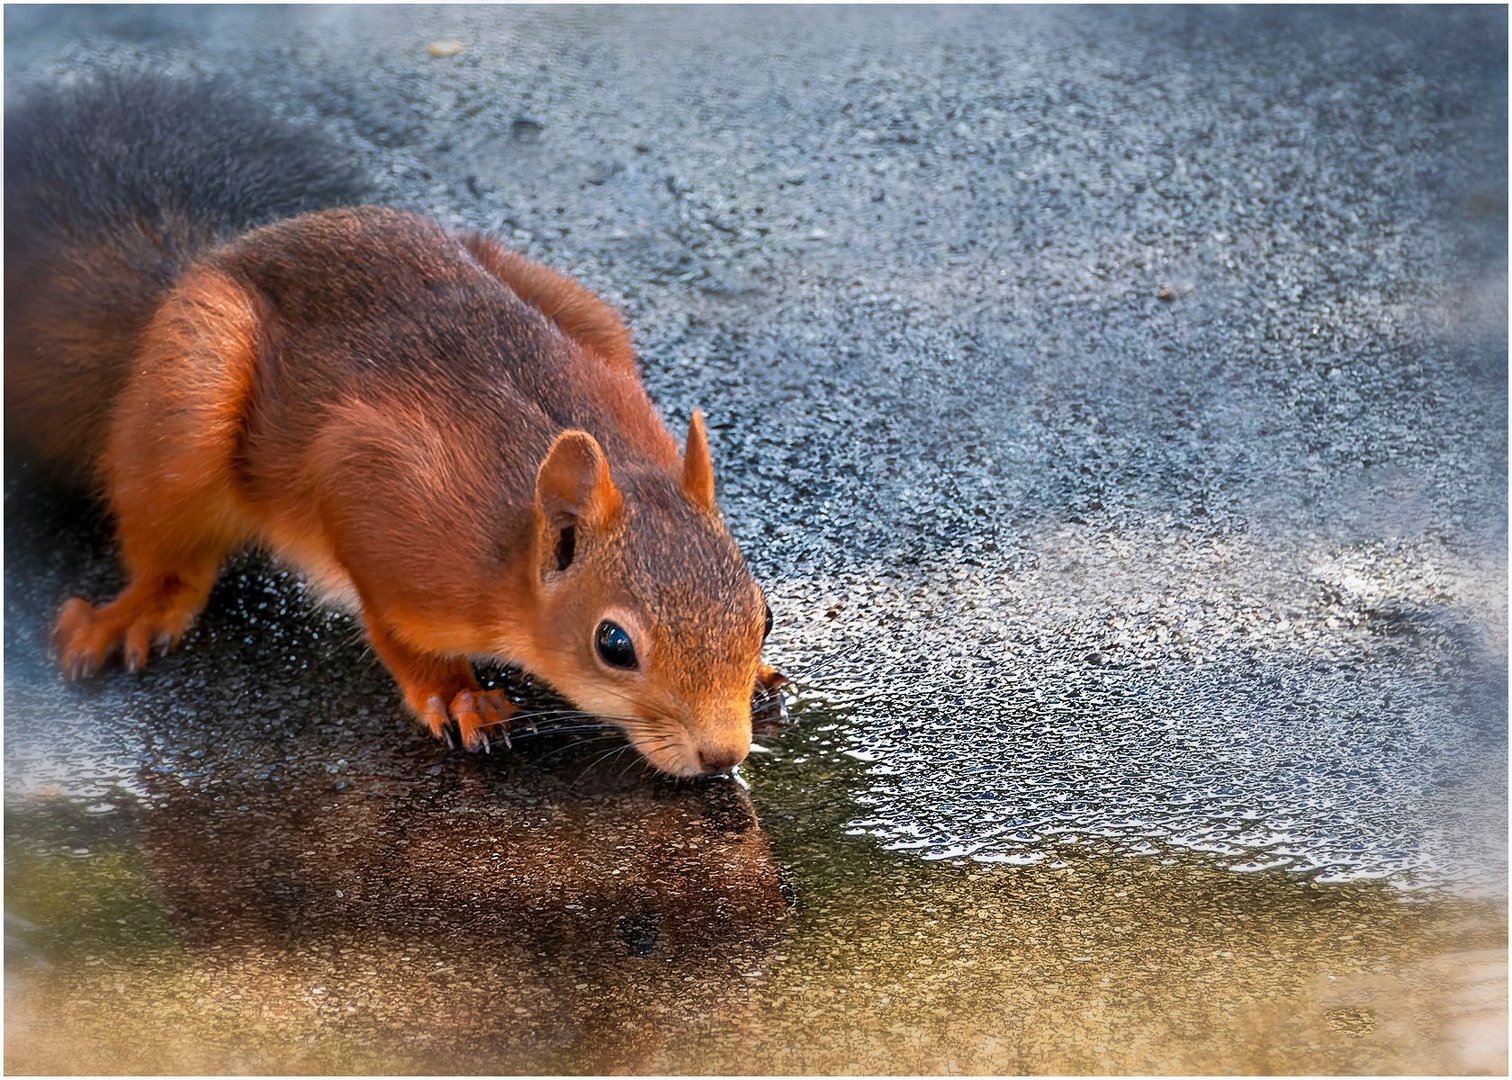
left=625, top=724, right=748, bottom=778
left=697, top=744, right=747, bottom=775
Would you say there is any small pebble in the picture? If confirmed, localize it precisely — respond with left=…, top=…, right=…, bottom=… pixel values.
left=510, top=117, right=544, bottom=142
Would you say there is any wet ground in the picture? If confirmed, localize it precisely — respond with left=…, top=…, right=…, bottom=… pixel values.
left=5, top=5, right=1508, bottom=1075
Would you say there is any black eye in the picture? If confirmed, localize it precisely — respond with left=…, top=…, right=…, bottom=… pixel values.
left=763, top=602, right=773, bottom=641
left=595, top=620, right=637, bottom=670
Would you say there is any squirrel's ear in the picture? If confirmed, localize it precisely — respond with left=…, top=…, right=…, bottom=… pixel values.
left=681, top=409, right=716, bottom=511
left=535, top=430, right=623, bottom=532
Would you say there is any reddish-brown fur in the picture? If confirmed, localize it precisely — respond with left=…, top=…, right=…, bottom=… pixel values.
left=456, top=231, right=636, bottom=374
left=28, top=205, right=780, bottom=775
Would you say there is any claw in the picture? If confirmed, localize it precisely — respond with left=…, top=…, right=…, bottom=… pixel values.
left=415, top=685, right=518, bottom=753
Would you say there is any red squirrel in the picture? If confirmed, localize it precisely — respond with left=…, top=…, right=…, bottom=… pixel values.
left=5, top=73, right=784, bottom=777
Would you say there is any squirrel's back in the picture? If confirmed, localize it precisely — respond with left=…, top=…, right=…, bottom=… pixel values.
left=4, top=72, right=369, bottom=483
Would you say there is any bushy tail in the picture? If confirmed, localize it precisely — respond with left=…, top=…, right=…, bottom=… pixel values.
left=4, top=71, right=370, bottom=484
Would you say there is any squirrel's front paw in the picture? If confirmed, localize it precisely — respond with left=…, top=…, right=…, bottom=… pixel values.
left=420, top=688, right=517, bottom=753
left=752, top=662, right=791, bottom=735
left=756, top=662, right=789, bottom=692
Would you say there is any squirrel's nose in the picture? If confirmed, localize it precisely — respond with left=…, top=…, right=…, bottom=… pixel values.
left=697, top=745, right=747, bottom=774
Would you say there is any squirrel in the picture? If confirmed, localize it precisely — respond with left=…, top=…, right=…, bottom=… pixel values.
left=5, top=72, right=785, bottom=777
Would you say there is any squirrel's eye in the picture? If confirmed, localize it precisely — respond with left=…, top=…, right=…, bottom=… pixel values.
left=763, top=602, right=773, bottom=641
left=594, top=620, right=637, bottom=670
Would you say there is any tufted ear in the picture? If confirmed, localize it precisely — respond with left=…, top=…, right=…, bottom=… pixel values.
left=535, top=431, right=622, bottom=574
left=681, top=409, right=716, bottom=511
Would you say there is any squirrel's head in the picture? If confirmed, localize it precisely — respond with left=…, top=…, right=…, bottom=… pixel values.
left=522, top=412, right=771, bottom=778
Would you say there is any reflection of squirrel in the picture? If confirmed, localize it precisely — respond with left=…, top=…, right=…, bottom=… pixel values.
left=5, top=73, right=784, bottom=775
left=121, top=754, right=791, bottom=1072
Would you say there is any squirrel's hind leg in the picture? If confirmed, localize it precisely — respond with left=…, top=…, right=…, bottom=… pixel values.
left=54, top=266, right=262, bottom=679
left=54, top=559, right=223, bottom=678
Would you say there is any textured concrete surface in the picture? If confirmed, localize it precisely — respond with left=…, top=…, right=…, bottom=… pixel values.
left=5, top=5, right=1508, bottom=1074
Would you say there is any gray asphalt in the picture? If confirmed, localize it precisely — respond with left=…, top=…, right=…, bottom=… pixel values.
left=5, top=0, right=1506, bottom=919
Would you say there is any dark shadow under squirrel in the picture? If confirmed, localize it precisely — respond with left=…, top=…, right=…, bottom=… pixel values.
left=5, top=72, right=787, bottom=778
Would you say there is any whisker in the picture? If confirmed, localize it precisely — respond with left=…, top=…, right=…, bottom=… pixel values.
left=488, top=724, right=618, bottom=742
left=573, top=741, right=638, bottom=786
left=614, top=748, right=653, bottom=785
left=531, top=733, right=627, bottom=768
